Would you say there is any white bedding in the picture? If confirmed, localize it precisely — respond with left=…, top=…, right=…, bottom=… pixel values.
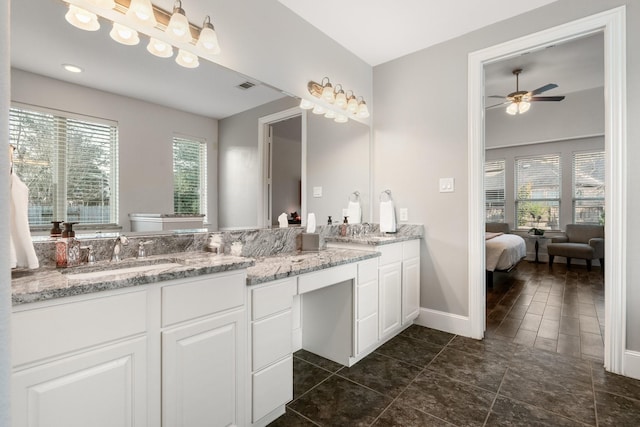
left=486, top=233, right=526, bottom=272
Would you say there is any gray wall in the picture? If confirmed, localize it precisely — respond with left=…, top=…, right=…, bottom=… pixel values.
left=10, top=69, right=219, bottom=232
left=272, top=117, right=302, bottom=224
left=373, top=0, right=640, bottom=351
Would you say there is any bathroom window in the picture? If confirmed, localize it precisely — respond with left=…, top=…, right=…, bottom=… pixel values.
left=173, top=136, right=207, bottom=220
left=515, top=154, right=561, bottom=230
left=573, top=150, right=605, bottom=224
left=9, top=104, right=119, bottom=227
left=484, top=159, right=505, bottom=223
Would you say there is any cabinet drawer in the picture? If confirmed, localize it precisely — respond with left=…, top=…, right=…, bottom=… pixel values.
left=358, top=258, right=378, bottom=284
left=377, top=243, right=403, bottom=266
left=162, top=271, right=245, bottom=327
left=357, top=313, right=378, bottom=354
left=12, top=291, right=147, bottom=367
left=251, top=278, right=296, bottom=320
left=252, top=355, right=292, bottom=422
left=403, top=239, right=420, bottom=259
left=252, top=310, right=292, bottom=371
left=357, top=280, right=378, bottom=320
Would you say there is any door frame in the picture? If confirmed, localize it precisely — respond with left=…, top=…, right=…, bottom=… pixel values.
left=257, top=107, right=306, bottom=228
left=467, top=7, right=627, bottom=374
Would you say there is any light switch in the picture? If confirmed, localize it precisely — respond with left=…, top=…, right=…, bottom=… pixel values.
left=400, top=208, right=408, bottom=221
left=313, top=186, right=322, bottom=197
left=440, top=178, right=455, bottom=193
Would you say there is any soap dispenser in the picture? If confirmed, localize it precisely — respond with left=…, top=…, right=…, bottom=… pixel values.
left=340, top=216, right=349, bottom=237
left=56, top=222, right=80, bottom=268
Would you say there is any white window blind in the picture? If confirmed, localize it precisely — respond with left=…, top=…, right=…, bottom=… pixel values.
left=9, top=106, right=118, bottom=227
left=573, top=150, right=605, bottom=224
left=485, top=159, right=505, bottom=223
left=173, top=136, right=207, bottom=220
left=515, top=154, right=560, bottom=230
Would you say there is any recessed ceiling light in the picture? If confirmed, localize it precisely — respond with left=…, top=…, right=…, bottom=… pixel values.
left=62, top=64, right=83, bottom=73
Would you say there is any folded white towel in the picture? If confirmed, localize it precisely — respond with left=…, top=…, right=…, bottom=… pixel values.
left=379, top=200, right=396, bottom=233
left=306, top=213, right=316, bottom=233
left=278, top=212, right=288, bottom=228
left=10, top=173, right=39, bottom=269
left=346, top=201, right=361, bottom=224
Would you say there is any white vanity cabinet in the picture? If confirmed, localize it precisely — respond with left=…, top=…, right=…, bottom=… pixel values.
left=402, top=239, right=421, bottom=324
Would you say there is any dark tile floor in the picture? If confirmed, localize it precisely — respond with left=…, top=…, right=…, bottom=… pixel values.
left=268, top=264, right=640, bottom=426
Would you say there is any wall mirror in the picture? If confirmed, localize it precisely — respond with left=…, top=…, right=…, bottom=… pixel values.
left=10, top=0, right=370, bottom=232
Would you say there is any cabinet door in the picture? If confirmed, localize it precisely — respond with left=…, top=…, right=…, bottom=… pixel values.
left=402, top=257, right=421, bottom=324
left=12, top=337, right=147, bottom=427
left=162, top=308, right=245, bottom=427
left=379, top=262, right=402, bottom=339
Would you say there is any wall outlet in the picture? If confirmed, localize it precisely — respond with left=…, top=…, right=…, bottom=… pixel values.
left=439, top=177, right=455, bottom=193
left=400, top=208, right=409, bottom=221
left=313, top=186, right=322, bottom=197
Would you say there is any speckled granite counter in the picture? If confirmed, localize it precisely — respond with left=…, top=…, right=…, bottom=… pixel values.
left=11, top=253, right=254, bottom=305
left=325, top=233, right=421, bottom=246
left=246, top=248, right=380, bottom=285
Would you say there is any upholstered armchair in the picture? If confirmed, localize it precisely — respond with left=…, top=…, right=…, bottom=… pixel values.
left=547, top=224, right=604, bottom=271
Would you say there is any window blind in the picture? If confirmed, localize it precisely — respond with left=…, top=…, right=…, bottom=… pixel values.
left=515, top=154, right=561, bottom=230
left=173, top=137, right=207, bottom=220
left=485, top=159, right=505, bottom=222
left=9, top=106, right=118, bottom=226
left=573, top=150, right=605, bottom=224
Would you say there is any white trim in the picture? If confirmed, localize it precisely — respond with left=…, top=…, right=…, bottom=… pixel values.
left=468, top=7, right=627, bottom=373
left=257, top=107, right=307, bottom=228
left=623, top=350, right=640, bottom=381
left=416, top=308, right=470, bottom=337
left=486, top=133, right=604, bottom=150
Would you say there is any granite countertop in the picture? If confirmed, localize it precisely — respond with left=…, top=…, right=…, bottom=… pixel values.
left=325, top=233, right=422, bottom=246
left=246, top=248, right=380, bottom=285
left=11, top=252, right=254, bottom=306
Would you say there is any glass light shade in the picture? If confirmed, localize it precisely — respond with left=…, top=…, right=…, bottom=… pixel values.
left=299, top=99, right=314, bottom=110
left=356, top=100, right=370, bottom=118
left=166, top=6, right=192, bottom=43
left=334, top=114, right=348, bottom=123
left=65, top=5, right=100, bottom=31
left=506, top=102, right=518, bottom=115
left=346, top=96, right=358, bottom=114
left=196, top=25, right=220, bottom=54
left=335, top=91, right=347, bottom=108
left=312, top=105, right=326, bottom=115
left=126, top=0, right=157, bottom=27
left=88, top=0, right=116, bottom=9
left=518, top=101, right=531, bottom=114
left=110, top=23, right=140, bottom=45
left=324, top=109, right=336, bottom=119
left=321, top=83, right=335, bottom=103
left=147, top=38, right=173, bottom=58
left=175, top=49, right=199, bottom=68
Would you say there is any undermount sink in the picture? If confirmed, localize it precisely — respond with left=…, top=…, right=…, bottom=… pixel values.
left=63, top=262, right=183, bottom=281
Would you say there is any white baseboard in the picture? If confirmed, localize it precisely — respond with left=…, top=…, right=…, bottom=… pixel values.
left=416, top=307, right=474, bottom=338
left=623, top=350, right=640, bottom=380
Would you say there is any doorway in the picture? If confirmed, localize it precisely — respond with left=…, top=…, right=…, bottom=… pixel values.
left=468, top=7, right=627, bottom=374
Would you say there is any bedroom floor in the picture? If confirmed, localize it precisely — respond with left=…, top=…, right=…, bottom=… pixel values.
left=486, top=260, right=605, bottom=362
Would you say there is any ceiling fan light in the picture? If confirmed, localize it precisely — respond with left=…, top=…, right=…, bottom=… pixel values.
left=175, top=49, right=199, bottom=68
left=110, top=22, right=140, bottom=45
left=166, top=2, right=192, bottom=43
left=65, top=5, right=100, bottom=31
left=196, top=18, right=221, bottom=54
left=518, top=101, right=531, bottom=114
left=147, top=38, right=173, bottom=58
left=126, top=0, right=157, bottom=27
left=312, top=105, right=326, bottom=115
left=506, top=102, right=518, bottom=115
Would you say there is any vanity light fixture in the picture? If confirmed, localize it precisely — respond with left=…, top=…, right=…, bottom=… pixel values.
left=196, top=16, right=220, bottom=54
left=312, top=104, right=326, bottom=115
left=334, top=114, right=348, bottom=123
left=334, top=85, right=347, bottom=108
left=320, top=77, right=335, bottom=103
left=176, top=48, right=199, bottom=68
left=166, top=0, right=192, bottom=43
left=65, top=5, right=100, bottom=31
left=302, top=79, right=369, bottom=123
left=324, top=109, right=336, bottom=119
left=126, top=0, right=157, bottom=27
left=356, top=98, right=370, bottom=118
left=110, top=22, right=140, bottom=45
left=147, top=37, right=173, bottom=58
left=346, top=93, right=359, bottom=114
left=87, top=0, right=116, bottom=9
left=299, top=99, right=314, bottom=110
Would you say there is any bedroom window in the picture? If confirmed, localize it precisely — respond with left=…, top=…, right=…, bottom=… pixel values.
left=9, top=104, right=119, bottom=227
left=173, top=136, right=207, bottom=221
left=485, top=159, right=505, bottom=222
left=573, top=150, right=605, bottom=224
left=515, top=154, right=560, bottom=230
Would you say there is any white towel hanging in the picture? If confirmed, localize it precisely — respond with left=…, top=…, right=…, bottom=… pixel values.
left=10, top=172, right=39, bottom=269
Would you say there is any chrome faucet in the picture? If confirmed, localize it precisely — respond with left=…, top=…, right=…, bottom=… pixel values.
left=111, top=235, right=129, bottom=262
left=137, top=240, right=154, bottom=258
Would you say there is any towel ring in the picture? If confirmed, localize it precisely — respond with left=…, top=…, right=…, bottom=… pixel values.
left=348, top=191, right=360, bottom=203
left=379, top=189, right=392, bottom=202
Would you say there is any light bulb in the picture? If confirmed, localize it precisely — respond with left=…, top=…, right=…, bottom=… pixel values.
left=518, top=101, right=531, bottom=114
left=166, top=3, right=192, bottom=43
left=65, top=5, right=100, bottom=31
left=312, top=105, right=326, bottom=115
left=356, top=100, right=370, bottom=118
left=126, top=0, right=157, bottom=27
left=506, top=102, right=518, bottom=115
left=110, top=22, right=140, bottom=45
left=346, top=96, right=358, bottom=114
left=334, top=114, right=348, bottom=123
left=176, top=49, right=199, bottom=68
left=321, top=82, right=335, bottom=103
left=147, top=38, right=173, bottom=58
left=324, top=110, right=336, bottom=119
left=196, top=18, right=220, bottom=54
left=299, top=99, right=314, bottom=110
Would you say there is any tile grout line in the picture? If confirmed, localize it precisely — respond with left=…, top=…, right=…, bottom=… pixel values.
left=590, top=363, right=600, bottom=427
left=283, top=406, right=322, bottom=426
left=481, top=366, right=509, bottom=427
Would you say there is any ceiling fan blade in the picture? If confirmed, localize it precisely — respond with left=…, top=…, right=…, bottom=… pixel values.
left=485, top=101, right=509, bottom=109
left=487, top=95, right=506, bottom=99
left=531, top=96, right=565, bottom=102
left=530, top=83, right=558, bottom=96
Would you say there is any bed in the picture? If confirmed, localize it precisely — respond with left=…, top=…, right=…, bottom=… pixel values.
left=485, top=223, right=526, bottom=287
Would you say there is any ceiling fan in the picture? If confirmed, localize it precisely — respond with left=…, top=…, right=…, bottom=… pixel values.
left=487, top=68, right=565, bottom=115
